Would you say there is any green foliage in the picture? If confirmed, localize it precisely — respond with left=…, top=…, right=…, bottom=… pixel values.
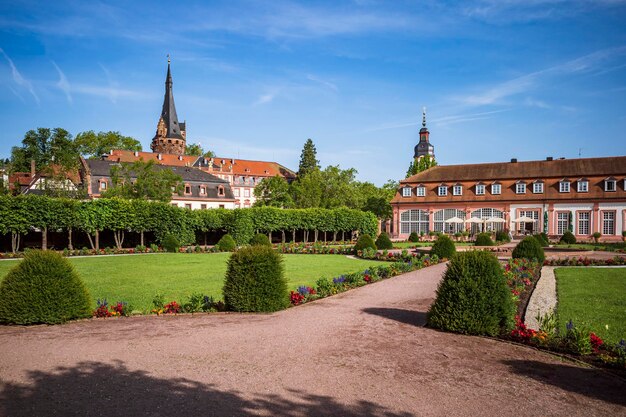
left=103, top=160, right=183, bottom=202
left=495, top=230, right=510, bottom=242
left=217, top=234, right=237, bottom=252
left=430, top=235, right=456, bottom=259
left=222, top=245, right=289, bottom=312
left=560, top=230, right=577, bottom=244
left=592, top=231, right=602, bottom=243
left=532, top=233, right=549, bottom=247
left=408, top=232, right=420, bottom=242
left=162, top=234, right=180, bottom=253
left=250, top=233, right=272, bottom=246
left=184, top=143, right=214, bottom=158
left=427, top=251, right=514, bottom=336
left=74, top=130, right=141, bottom=159
left=0, top=250, right=91, bottom=324
left=406, top=155, right=437, bottom=178
left=253, top=176, right=294, bottom=208
left=10, top=127, right=79, bottom=173
left=474, top=232, right=494, bottom=246
left=354, top=234, right=377, bottom=251
left=512, top=236, right=545, bottom=263
left=226, top=209, right=254, bottom=245
left=297, top=138, right=320, bottom=178
left=375, top=232, right=393, bottom=250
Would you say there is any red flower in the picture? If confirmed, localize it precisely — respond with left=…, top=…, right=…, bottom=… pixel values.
left=290, top=291, right=305, bottom=305
left=589, top=332, right=604, bottom=353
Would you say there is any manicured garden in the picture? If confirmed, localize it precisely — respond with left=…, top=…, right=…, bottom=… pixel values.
left=0, top=253, right=386, bottom=313
left=555, top=267, right=626, bottom=345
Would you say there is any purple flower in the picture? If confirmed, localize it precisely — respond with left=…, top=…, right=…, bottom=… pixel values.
left=566, top=320, right=574, bottom=331
left=333, top=276, right=346, bottom=284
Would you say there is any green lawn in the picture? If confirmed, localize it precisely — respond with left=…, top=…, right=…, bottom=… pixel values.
left=0, top=253, right=386, bottom=312
left=554, top=242, right=626, bottom=252
left=555, top=267, right=626, bottom=344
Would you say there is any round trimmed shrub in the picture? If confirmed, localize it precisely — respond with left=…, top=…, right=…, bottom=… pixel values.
left=354, top=234, right=377, bottom=252
left=375, top=232, right=393, bottom=250
left=408, top=232, right=420, bottom=243
left=222, top=245, right=289, bottom=312
left=532, top=233, right=549, bottom=247
left=474, top=232, right=494, bottom=246
left=495, top=230, right=510, bottom=243
left=427, top=251, right=514, bottom=336
left=162, top=234, right=180, bottom=253
left=216, top=234, right=237, bottom=252
left=250, top=233, right=272, bottom=247
left=430, top=235, right=456, bottom=259
left=512, top=236, right=545, bottom=263
left=0, top=250, right=91, bottom=324
left=560, top=230, right=576, bottom=245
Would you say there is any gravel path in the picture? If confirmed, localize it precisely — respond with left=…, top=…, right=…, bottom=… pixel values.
left=1, top=263, right=624, bottom=417
left=525, top=266, right=557, bottom=330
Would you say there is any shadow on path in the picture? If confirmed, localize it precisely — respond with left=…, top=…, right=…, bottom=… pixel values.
left=362, top=308, right=428, bottom=327
left=0, top=361, right=415, bottom=417
left=502, top=359, right=626, bottom=407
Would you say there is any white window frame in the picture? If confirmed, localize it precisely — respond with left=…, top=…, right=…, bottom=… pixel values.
left=200, top=186, right=206, bottom=195
left=453, top=185, right=462, bottom=196
left=577, top=181, right=588, bottom=193
left=475, top=184, right=485, bottom=195
left=438, top=186, right=448, bottom=196
left=416, top=186, right=426, bottom=197
left=603, top=211, right=615, bottom=235
left=515, top=183, right=526, bottom=194
left=559, top=181, right=570, bottom=193
left=533, top=182, right=543, bottom=194
left=491, top=184, right=501, bottom=195
left=99, top=181, right=107, bottom=191
left=577, top=212, right=590, bottom=235
left=605, top=180, right=616, bottom=192
left=244, top=189, right=250, bottom=198
left=557, top=212, right=570, bottom=235
left=234, top=188, right=240, bottom=197
left=402, top=187, right=412, bottom=197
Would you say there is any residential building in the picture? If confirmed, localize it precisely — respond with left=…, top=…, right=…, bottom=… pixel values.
left=391, top=156, right=626, bottom=241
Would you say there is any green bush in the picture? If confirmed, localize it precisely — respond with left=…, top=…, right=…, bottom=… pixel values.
left=495, top=230, right=510, bottom=243
left=430, top=235, right=456, bottom=259
left=354, top=234, right=377, bottom=252
left=375, top=232, right=393, bottom=250
left=512, top=236, right=545, bottom=263
left=427, top=251, right=514, bottom=336
left=560, top=230, right=576, bottom=244
left=474, top=233, right=494, bottom=246
left=162, top=234, right=180, bottom=253
left=216, top=234, right=237, bottom=252
left=532, top=233, right=549, bottom=247
left=0, top=250, right=91, bottom=324
left=222, top=245, right=289, bottom=312
left=250, top=233, right=272, bottom=247
left=408, top=232, right=420, bottom=242
left=592, top=232, right=601, bottom=243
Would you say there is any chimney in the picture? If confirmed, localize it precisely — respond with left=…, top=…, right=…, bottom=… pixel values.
left=158, top=154, right=162, bottom=161
left=134, top=151, right=139, bottom=157
left=510, top=158, right=518, bottom=163
left=546, top=156, right=553, bottom=161
left=30, top=160, right=36, bottom=177
left=110, top=149, right=114, bottom=155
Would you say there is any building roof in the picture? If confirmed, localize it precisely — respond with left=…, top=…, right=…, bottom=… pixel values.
left=106, top=150, right=200, bottom=166
left=220, top=157, right=296, bottom=179
left=86, top=159, right=229, bottom=184
left=401, top=156, right=626, bottom=184
left=158, top=61, right=184, bottom=139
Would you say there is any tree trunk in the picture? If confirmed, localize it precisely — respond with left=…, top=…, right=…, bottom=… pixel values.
left=268, top=231, right=272, bottom=243
left=292, top=229, right=296, bottom=243
left=95, top=230, right=100, bottom=251
left=113, top=230, right=125, bottom=250
left=68, top=227, right=73, bottom=251
left=11, top=232, right=20, bottom=254
left=324, top=231, right=327, bottom=242
left=42, top=226, right=47, bottom=250
left=204, top=233, right=207, bottom=247
left=304, top=230, right=308, bottom=243
left=87, top=233, right=95, bottom=250
left=140, top=231, right=144, bottom=247
left=314, top=230, right=319, bottom=242
left=281, top=230, right=286, bottom=243
left=341, top=231, right=345, bottom=241
left=333, top=231, right=337, bottom=242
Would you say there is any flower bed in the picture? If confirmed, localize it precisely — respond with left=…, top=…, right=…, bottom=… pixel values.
left=543, top=256, right=626, bottom=267
left=503, top=258, right=542, bottom=319
left=276, top=243, right=354, bottom=255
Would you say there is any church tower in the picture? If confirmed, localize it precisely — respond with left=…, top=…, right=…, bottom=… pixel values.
left=414, top=108, right=434, bottom=159
left=151, top=57, right=186, bottom=155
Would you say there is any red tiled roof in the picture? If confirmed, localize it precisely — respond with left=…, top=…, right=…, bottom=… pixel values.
left=215, top=157, right=296, bottom=178
left=8, top=172, right=32, bottom=186
left=106, top=150, right=199, bottom=167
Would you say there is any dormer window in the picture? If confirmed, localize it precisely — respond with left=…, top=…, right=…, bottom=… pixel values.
left=475, top=183, right=485, bottom=195
left=605, top=177, right=617, bottom=192
left=532, top=181, right=544, bottom=194
left=402, top=187, right=412, bottom=197
left=99, top=180, right=107, bottom=191
left=559, top=179, right=570, bottom=193
left=416, top=185, right=426, bottom=197
left=218, top=186, right=225, bottom=197
left=452, top=184, right=462, bottom=196
left=515, top=182, right=526, bottom=194
left=491, top=183, right=501, bottom=195
left=184, top=184, right=191, bottom=195
left=200, top=186, right=206, bottom=195
left=438, top=185, right=448, bottom=196
left=577, top=179, right=589, bottom=193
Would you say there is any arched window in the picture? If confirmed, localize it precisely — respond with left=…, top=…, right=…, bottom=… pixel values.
left=433, top=209, right=466, bottom=234
left=399, top=210, right=429, bottom=235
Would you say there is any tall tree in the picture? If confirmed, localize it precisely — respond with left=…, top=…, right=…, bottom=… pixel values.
left=184, top=143, right=215, bottom=158
left=10, top=128, right=78, bottom=172
left=253, top=175, right=294, bottom=208
left=74, top=130, right=142, bottom=159
left=297, top=138, right=320, bottom=178
left=290, top=169, right=324, bottom=208
left=103, top=160, right=183, bottom=202
left=406, top=155, right=437, bottom=178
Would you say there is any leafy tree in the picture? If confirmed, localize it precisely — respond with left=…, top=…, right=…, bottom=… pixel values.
left=10, top=128, right=78, bottom=172
left=406, top=155, right=437, bottom=178
left=290, top=169, right=324, bottom=208
left=103, top=160, right=183, bottom=202
left=362, top=196, right=392, bottom=220
left=297, top=138, right=320, bottom=178
left=74, top=130, right=142, bottom=159
left=253, top=175, right=293, bottom=208
left=184, top=143, right=215, bottom=158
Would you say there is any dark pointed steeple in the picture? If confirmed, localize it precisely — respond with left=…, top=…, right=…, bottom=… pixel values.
left=160, top=56, right=184, bottom=140
left=414, top=107, right=435, bottom=159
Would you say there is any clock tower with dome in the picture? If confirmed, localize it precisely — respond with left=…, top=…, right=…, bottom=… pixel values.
left=414, top=108, right=435, bottom=159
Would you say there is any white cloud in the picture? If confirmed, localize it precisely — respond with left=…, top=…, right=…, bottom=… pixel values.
left=253, top=90, right=279, bottom=106
left=52, top=61, right=72, bottom=104
left=306, top=74, right=338, bottom=92
left=0, top=48, right=39, bottom=104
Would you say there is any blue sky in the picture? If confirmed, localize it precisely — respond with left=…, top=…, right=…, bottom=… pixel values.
left=1, top=0, right=625, bottom=185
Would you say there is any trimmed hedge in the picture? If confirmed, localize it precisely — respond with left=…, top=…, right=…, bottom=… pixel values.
left=375, top=232, right=393, bottom=250
left=560, top=230, right=576, bottom=244
left=0, top=250, right=91, bottom=324
left=533, top=233, right=549, bottom=247
left=408, top=232, right=420, bottom=243
left=162, top=234, right=180, bottom=253
left=512, top=236, right=545, bottom=263
left=430, top=235, right=456, bottom=259
left=474, top=233, right=494, bottom=246
left=216, top=234, right=237, bottom=252
left=222, top=245, right=289, bottom=312
left=354, top=234, right=377, bottom=251
left=250, top=233, right=272, bottom=247
left=427, top=251, right=514, bottom=336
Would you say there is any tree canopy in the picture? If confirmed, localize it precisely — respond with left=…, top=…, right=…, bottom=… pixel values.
left=297, top=138, right=320, bottom=178
left=10, top=128, right=79, bottom=172
left=406, top=155, right=437, bottom=178
left=74, top=131, right=142, bottom=159
left=184, top=143, right=215, bottom=158
left=103, top=160, right=183, bottom=202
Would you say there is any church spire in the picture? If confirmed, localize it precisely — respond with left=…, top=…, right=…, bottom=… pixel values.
left=151, top=56, right=186, bottom=155
left=422, top=106, right=426, bottom=128
left=414, top=106, right=434, bottom=159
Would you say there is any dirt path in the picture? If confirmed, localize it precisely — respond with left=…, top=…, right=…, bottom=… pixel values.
left=0, top=263, right=624, bottom=417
